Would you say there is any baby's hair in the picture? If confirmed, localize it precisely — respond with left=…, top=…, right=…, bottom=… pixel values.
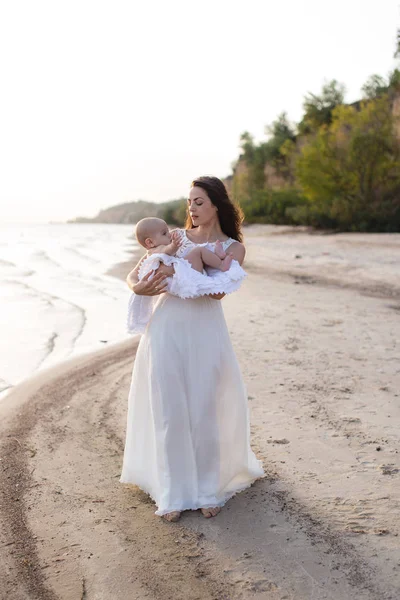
left=135, top=217, right=167, bottom=248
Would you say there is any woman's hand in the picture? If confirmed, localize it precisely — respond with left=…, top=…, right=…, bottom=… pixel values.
left=126, top=256, right=173, bottom=294
left=132, top=270, right=169, bottom=296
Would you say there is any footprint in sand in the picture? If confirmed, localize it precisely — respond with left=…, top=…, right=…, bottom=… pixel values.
left=379, top=464, right=399, bottom=475
left=322, top=319, right=344, bottom=327
left=240, top=576, right=279, bottom=593
left=358, top=460, right=377, bottom=470
left=284, top=336, right=300, bottom=351
left=331, top=498, right=379, bottom=534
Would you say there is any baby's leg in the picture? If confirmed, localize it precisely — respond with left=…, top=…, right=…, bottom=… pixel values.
left=186, top=247, right=233, bottom=272
left=214, top=240, right=226, bottom=260
left=200, top=247, right=230, bottom=270
left=184, top=247, right=206, bottom=272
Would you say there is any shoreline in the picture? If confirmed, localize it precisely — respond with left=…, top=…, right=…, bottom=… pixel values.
left=0, top=229, right=140, bottom=403
left=1, top=226, right=399, bottom=599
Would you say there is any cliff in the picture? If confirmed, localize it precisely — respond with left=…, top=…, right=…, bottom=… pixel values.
left=227, top=89, right=400, bottom=202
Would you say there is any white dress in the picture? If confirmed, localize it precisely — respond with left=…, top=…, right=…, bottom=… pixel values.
left=126, top=232, right=247, bottom=334
left=120, top=229, right=265, bottom=516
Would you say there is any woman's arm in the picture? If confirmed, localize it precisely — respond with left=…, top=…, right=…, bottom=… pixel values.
left=208, top=241, right=246, bottom=300
left=228, top=241, right=246, bottom=265
left=126, top=254, right=146, bottom=290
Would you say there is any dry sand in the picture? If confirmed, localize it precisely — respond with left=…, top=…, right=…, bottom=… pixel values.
left=1, top=225, right=399, bottom=600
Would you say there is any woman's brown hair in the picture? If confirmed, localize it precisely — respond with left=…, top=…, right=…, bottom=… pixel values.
left=185, top=175, right=244, bottom=242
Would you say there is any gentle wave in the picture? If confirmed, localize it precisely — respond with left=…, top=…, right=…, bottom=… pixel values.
left=0, top=223, right=136, bottom=398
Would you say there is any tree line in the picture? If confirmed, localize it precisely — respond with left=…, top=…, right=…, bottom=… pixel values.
left=230, top=34, right=400, bottom=232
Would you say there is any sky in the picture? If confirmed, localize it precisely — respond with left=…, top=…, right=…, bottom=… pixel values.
left=0, top=0, right=399, bottom=223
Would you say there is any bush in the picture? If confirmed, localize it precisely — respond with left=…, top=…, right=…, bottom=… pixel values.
left=240, top=189, right=309, bottom=224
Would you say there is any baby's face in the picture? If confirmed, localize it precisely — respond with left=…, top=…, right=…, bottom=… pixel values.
left=151, top=223, right=171, bottom=247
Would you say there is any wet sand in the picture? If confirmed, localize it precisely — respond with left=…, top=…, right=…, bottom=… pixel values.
left=1, top=225, right=399, bottom=599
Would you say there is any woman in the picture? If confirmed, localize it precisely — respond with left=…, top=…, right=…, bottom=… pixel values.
left=120, top=176, right=265, bottom=522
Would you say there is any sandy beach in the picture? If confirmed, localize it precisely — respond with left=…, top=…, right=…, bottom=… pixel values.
left=1, top=225, right=399, bottom=600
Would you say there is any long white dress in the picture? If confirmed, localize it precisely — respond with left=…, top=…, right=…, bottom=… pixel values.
left=120, top=229, right=265, bottom=516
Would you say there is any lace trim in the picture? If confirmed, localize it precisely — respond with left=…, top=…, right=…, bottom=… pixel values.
left=174, top=228, right=236, bottom=259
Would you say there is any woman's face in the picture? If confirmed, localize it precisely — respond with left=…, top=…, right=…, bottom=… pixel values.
left=187, top=186, right=218, bottom=226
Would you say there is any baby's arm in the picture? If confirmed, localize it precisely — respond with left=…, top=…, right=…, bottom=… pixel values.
left=148, top=230, right=182, bottom=256
left=148, top=241, right=178, bottom=256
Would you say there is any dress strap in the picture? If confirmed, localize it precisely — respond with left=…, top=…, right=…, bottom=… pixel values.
left=223, top=238, right=236, bottom=251
left=174, top=228, right=194, bottom=258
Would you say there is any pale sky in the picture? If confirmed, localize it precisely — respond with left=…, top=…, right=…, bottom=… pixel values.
left=0, top=0, right=398, bottom=223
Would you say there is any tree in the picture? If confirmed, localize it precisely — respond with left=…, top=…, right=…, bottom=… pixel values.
left=263, top=112, right=296, bottom=167
left=362, top=70, right=400, bottom=98
left=361, top=74, right=388, bottom=99
left=235, top=131, right=268, bottom=196
left=298, top=80, right=346, bottom=134
left=388, top=68, right=400, bottom=91
left=238, top=131, right=256, bottom=161
left=295, top=94, right=400, bottom=230
left=394, top=28, right=400, bottom=58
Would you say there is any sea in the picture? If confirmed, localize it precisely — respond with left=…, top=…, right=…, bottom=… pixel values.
left=0, top=223, right=137, bottom=398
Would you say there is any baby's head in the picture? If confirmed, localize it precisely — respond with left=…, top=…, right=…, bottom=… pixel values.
left=135, top=217, right=171, bottom=250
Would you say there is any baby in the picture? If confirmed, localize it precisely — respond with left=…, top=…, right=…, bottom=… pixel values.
left=127, top=217, right=246, bottom=334
left=135, top=217, right=234, bottom=273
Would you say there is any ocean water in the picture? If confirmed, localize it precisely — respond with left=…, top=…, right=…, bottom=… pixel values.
left=0, top=223, right=137, bottom=397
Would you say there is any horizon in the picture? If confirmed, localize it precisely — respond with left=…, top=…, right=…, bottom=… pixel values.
left=0, top=0, right=399, bottom=224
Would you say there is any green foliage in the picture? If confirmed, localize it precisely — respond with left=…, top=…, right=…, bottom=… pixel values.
left=230, top=35, right=400, bottom=232
left=239, top=131, right=255, bottom=162
left=170, top=198, right=188, bottom=225
left=263, top=112, right=296, bottom=166
left=395, top=28, right=400, bottom=58
left=361, top=74, right=388, bottom=99
left=239, top=189, right=309, bottom=224
left=294, top=95, right=400, bottom=231
left=362, top=69, right=400, bottom=99
left=389, top=68, right=400, bottom=91
left=238, top=132, right=268, bottom=191
left=160, top=199, right=186, bottom=226
left=235, top=114, right=297, bottom=203
left=298, top=80, right=346, bottom=134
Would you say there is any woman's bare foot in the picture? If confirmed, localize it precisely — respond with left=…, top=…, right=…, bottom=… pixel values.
left=220, top=253, right=233, bottom=272
left=162, top=511, right=181, bottom=522
left=214, top=240, right=226, bottom=260
left=200, top=507, right=221, bottom=518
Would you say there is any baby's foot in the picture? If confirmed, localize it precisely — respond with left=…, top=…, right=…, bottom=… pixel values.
left=200, top=507, right=221, bottom=518
left=214, top=240, right=226, bottom=260
left=220, top=253, right=233, bottom=272
left=162, top=511, right=181, bottom=522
